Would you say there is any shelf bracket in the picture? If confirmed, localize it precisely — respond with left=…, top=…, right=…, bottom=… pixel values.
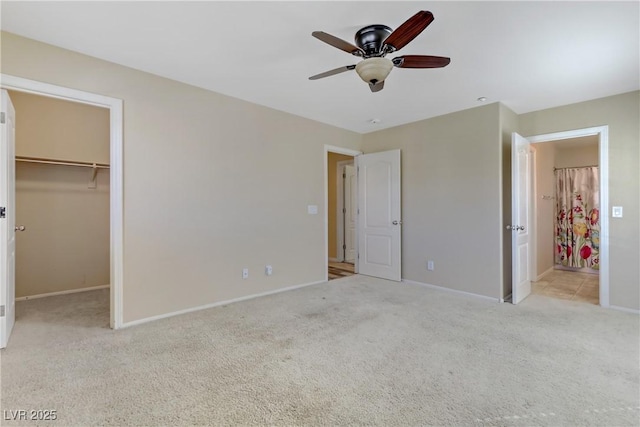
left=89, top=163, right=98, bottom=189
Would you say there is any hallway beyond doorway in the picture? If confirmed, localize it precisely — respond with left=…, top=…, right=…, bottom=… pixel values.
left=328, top=262, right=355, bottom=280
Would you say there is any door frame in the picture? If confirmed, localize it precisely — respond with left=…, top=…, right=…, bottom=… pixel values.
left=530, top=147, right=538, bottom=283
left=1, top=74, right=124, bottom=328
left=335, top=159, right=354, bottom=262
left=324, top=145, right=361, bottom=281
left=526, top=126, right=609, bottom=307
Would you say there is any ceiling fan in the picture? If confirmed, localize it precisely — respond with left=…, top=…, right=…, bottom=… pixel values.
left=309, top=11, right=450, bottom=92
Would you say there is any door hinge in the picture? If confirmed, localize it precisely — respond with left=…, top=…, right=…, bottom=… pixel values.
left=357, top=253, right=360, bottom=259
left=357, top=208, right=360, bottom=214
left=343, top=207, right=346, bottom=214
left=0, top=207, right=5, bottom=219
left=0, top=305, right=4, bottom=317
left=0, top=112, right=5, bottom=124
left=343, top=244, right=346, bottom=250
left=343, top=173, right=346, bottom=179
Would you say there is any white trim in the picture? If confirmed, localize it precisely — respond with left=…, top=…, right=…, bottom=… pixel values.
left=335, top=159, right=354, bottom=262
left=535, top=266, right=555, bottom=281
left=324, top=145, right=362, bottom=282
left=16, top=285, right=110, bottom=301
left=529, top=146, right=537, bottom=284
left=121, top=279, right=326, bottom=328
left=500, top=293, right=512, bottom=303
left=526, top=127, right=604, bottom=144
left=525, top=126, right=609, bottom=308
left=1, top=74, right=124, bottom=329
left=609, top=305, right=640, bottom=315
left=402, top=279, right=499, bottom=302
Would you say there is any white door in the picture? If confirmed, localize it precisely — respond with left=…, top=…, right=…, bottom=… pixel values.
left=0, top=90, right=16, bottom=348
left=511, top=132, right=532, bottom=304
left=344, top=164, right=357, bottom=263
left=357, top=149, right=401, bottom=281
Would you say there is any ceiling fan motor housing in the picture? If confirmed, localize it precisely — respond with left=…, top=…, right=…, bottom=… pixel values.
left=355, top=25, right=393, bottom=57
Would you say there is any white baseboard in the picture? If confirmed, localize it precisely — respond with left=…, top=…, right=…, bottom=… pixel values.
left=608, top=305, right=640, bottom=314
left=121, top=279, right=327, bottom=328
left=536, top=266, right=555, bottom=281
left=16, top=284, right=110, bottom=301
left=500, top=293, right=512, bottom=303
left=402, top=279, right=499, bottom=302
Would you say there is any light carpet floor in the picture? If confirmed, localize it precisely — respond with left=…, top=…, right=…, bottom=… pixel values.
left=1, top=275, right=639, bottom=426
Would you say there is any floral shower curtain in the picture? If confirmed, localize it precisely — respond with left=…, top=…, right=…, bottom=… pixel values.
left=555, top=166, right=599, bottom=269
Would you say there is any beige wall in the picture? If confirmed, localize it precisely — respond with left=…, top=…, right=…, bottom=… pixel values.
left=327, top=152, right=354, bottom=260
left=15, top=163, right=110, bottom=297
left=533, top=142, right=556, bottom=277
left=11, top=91, right=110, bottom=298
left=1, top=32, right=362, bottom=322
left=555, top=142, right=598, bottom=169
left=519, top=91, right=640, bottom=310
left=363, top=103, right=503, bottom=299
left=8, top=90, right=110, bottom=164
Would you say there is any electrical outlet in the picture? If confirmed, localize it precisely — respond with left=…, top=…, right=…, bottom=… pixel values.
left=265, top=265, right=273, bottom=276
left=427, top=260, right=434, bottom=271
left=242, top=268, right=249, bottom=279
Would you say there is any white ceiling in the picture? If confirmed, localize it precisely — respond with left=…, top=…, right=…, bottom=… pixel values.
left=2, top=1, right=638, bottom=134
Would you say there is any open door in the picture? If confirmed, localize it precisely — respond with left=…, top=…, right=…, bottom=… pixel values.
left=1, top=90, right=16, bottom=348
left=511, top=132, right=532, bottom=304
left=357, top=149, right=401, bottom=281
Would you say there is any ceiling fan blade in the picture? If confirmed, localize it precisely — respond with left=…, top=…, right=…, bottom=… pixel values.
left=312, top=31, right=364, bottom=56
left=369, top=80, right=384, bottom=93
left=309, top=65, right=356, bottom=80
left=383, top=11, right=434, bottom=52
left=393, top=55, right=450, bottom=68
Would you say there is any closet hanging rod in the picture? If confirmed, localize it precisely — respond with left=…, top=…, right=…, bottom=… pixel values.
left=15, top=156, right=110, bottom=169
left=553, top=165, right=598, bottom=171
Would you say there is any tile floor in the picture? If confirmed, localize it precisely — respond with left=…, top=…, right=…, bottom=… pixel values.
left=532, top=268, right=599, bottom=305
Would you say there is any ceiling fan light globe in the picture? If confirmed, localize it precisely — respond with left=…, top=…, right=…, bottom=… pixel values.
left=355, top=58, right=393, bottom=84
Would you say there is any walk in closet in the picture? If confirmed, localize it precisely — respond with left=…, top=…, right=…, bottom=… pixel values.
left=10, top=90, right=110, bottom=316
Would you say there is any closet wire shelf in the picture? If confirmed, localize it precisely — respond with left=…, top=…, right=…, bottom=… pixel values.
left=16, top=156, right=110, bottom=188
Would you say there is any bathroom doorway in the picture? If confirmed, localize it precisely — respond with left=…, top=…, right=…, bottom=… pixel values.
left=531, top=135, right=600, bottom=305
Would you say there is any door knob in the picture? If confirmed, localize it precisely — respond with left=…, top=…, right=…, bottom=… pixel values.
left=392, top=220, right=403, bottom=225
left=15, top=225, right=26, bottom=231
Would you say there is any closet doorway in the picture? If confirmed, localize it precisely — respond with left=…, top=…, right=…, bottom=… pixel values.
left=11, top=90, right=111, bottom=328
left=1, top=75, right=123, bottom=349
left=530, top=133, right=604, bottom=306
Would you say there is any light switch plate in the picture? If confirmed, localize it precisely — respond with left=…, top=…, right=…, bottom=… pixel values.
left=612, top=206, right=623, bottom=218
left=307, top=205, right=318, bottom=215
